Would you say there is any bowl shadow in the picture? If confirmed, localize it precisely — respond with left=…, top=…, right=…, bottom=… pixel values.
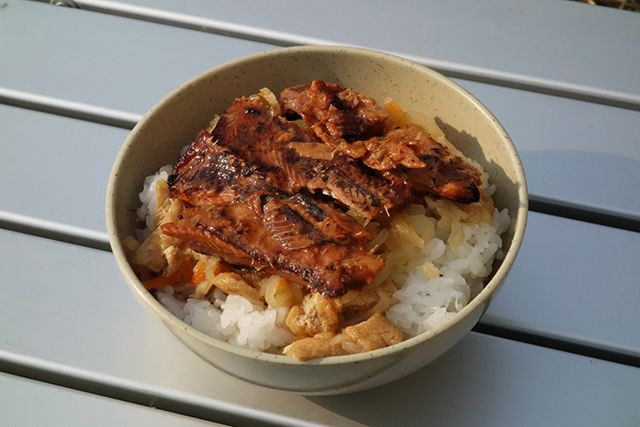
left=305, top=333, right=524, bottom=426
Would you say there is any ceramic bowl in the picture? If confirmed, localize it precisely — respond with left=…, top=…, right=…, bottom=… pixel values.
left=106, top=45, right=527, bottom=395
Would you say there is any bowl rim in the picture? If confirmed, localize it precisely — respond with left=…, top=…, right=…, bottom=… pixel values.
left=106, top=44, right=528, bottom=366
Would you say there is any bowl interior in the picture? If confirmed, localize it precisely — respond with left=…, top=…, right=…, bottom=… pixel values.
left=107, top=45, right=527, bottom=366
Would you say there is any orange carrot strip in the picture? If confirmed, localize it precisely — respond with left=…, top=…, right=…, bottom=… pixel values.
left=144, top=258, right=193, bottom=290
left=384, top=99, right=407, bottom=129
left=191, top=260, right=207, bottom=284
left=143, top=270, right=182, bottom=290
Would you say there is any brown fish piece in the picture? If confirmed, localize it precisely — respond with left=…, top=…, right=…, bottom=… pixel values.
left=280, top=80, right=481, bottom=203
left=163, top=132, right=382, bottom=297
left=213, top=95, right=410, bottom=218
left=361, top=127, right=481, bottom=203
left=280, top=80, right=388, bottom=151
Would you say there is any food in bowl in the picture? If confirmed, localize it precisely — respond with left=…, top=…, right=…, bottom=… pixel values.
left=125, top=80, right=510, bottom=361
left=108, top=46, right=527, bottom=393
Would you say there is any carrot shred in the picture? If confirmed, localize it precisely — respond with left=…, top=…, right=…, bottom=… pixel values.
left=191, top=260, right=207, bottom=284
left=143, top=269, right=182, bottom=290
left=384, top=99, right=407, bottom=129
left=143, top=258, right=194, bottom=290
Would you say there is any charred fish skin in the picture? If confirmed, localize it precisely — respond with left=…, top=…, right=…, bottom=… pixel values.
left=167, top=132, right=368, bottom=243
left=162, top=203, right=382, bottom=298
left=280, top=80, right=481, bottom=204
left=162, top=81, right=482, bottom=297
left=280, top=80, right=388, bottom=146
left=363, top=127, right=482, bottom=203
left=213, top=96, right=410, bottom=218
left=163, top=133, right=381, bottom=297
left=167, top=130, right=267, bottom=207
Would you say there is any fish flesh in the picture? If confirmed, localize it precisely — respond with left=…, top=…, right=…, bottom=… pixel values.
left=163, top=131, right=382, bottom=297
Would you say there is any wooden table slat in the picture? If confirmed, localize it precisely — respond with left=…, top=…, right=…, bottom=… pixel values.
left=76, top=0, right=640, bottom=107
left=0, top=373, right=225, bottom=427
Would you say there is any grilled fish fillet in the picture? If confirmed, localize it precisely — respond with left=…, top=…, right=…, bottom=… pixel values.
left=163, top=131, right=382, bottom=297
left=212, top=95, right=410, bottom=218
left=161, top=82, right=483, bottom=296
left=280, top=80, right=481, bottom=203
left=280, top=80, right=388, bottom=148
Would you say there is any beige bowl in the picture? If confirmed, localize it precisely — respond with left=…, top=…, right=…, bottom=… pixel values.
left=106, top=46, right=527, bottom=395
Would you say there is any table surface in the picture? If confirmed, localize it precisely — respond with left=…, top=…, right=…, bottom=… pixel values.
left=1, top=1, right=639, bottom=425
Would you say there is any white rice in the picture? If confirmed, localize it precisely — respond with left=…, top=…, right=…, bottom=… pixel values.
left=385, top=207, right=509, bottom=335
left=157, top=286, right=292, bottom=352
left=136, top=165, right=173, bottom=240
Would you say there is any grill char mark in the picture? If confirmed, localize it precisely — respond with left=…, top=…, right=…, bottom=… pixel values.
left=213, top=96, right=409, bottom=218
left=160, top=81, right=484, bottom=297
left=280, top=80, right=481, bottom=204
left=162, top=132, right=381, bottom=297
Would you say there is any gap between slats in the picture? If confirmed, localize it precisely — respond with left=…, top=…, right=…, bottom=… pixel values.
left=0, top=211, right=110, bottom=251
left=58, top=0, right=640, bottom=112
left=473, top=323, right=640, bottom=368
left=0, top=87, right=140, bottom=129
left=529, top=196, right=640, bottom=233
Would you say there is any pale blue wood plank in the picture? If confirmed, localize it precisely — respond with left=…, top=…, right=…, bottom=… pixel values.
left=0, top=0, right=273, bottom=115
left=76, top=0, right=640, bottom=107
left=484, top=211, right=640, bottom=359
left=0, top=373, right=225, bottom=427
left=0, top=105, right=124, bottom=241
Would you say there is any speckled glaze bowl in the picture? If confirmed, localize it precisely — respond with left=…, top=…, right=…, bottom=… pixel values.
left=106, top=46, right=527, bottom=395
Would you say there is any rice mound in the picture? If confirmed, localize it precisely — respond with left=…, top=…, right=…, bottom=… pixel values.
left=136, top=165, right=173, bottom=241
left=382, top=194, right=510, bottom=336
left=158, top=287, right=292, bottom=351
